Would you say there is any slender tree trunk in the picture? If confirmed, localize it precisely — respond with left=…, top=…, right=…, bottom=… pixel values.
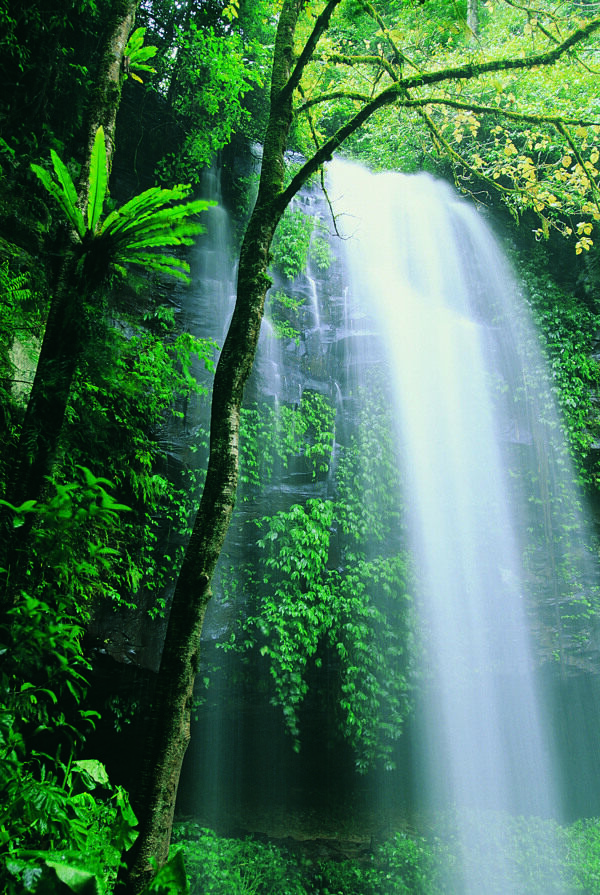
left=6, top=0, right=138, bottom=511
left=0, top=0, right=139, bottom=605
left=121, top=2, right=306, bottom=891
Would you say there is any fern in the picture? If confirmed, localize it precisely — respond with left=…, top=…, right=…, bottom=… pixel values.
left=31, top=129, right=214, bottom=284
left=87, top=126, right=107, bottom=233
left=31, top=161, right=85, bottom=239
left=124, top=27, right=157, bottom=84
left=0, top=262, right=33, bottom=306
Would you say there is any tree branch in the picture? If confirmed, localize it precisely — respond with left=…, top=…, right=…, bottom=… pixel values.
left=296, top=89, right=372, bottom=115
left=321, top=52, right=398, bottom=81
left=401, top=16, right=600, bottom=90
left=357, top=0, right=404, bottom=68
left=400, top=96, right=600, bottom=130
left=281, top=0, right=344, bottom=103
left=557, top=121, right=600, bottom=219
left=281, top=15, right=600, bottom=213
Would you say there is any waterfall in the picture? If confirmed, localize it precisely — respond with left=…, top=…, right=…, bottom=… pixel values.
left=329, top=158, right=597, bottom=892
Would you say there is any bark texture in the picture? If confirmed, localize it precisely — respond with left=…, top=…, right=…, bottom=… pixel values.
left=467, top=0, right=478, bottom=36
left=1, top=1, right=139, bottom=605
left=121, top=2, right=309, bottom=891
left=7, top=0, right=138, bottom=512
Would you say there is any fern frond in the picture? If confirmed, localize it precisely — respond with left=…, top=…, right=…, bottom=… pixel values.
left=99, top=187, right=191, bottom=237
left=125, top=26, right=146, bottom=55
left=88, top=126, right=108, bottom=233
left=31, top=163, right=86, bottom=238
left=121, top=251, right=192, bottom=281
left=49, top=150, right=85, bottom=237
left=122, top=233, right=200, bottom=251
left=114, top=217, right=206, bottom=245
left=112, top=201, right=213, bottom=239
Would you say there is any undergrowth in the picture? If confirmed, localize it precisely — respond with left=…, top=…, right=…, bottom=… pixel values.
left=173, top=814, right=600, bottom=895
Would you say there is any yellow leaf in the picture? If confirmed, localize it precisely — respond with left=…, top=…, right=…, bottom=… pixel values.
left=130, top=72, right=144, bottom=83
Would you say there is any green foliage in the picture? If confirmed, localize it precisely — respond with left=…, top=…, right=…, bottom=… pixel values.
left=239, top=390, right=336, bottom=490
left=0, top=257, right=43, bottom=419
left=124, top=27, right=158, bottom=84
left=220, top=374, right=414, bottom=770
left=31, top=128, right=214, bottom=283
left=63, top=318, right=216, bottom=616
left=569, top=817, right=600, bottom=892
left=172, top=816, right=600, bottom=895
left=271, top=207, right=315, bottom=280
left=1, top=754, right=138, bottom=895
left=309, top=228, right=334, bottom=272
left=335, top=373, right=403, bottom=547
left=173, top=824, right=306, bottom=895
left=0, top=469, right=138, bottom=894
left=155, top=24, right=266, bottom=185
left=1, top=466, right=131, bottom=620
left=518, top=253, right=600, bottom=484
left=223, top=498, right=414, bottom=769
left=266, top=290, right=305, bottom=343
left=140, top=850, right=190, bottom=895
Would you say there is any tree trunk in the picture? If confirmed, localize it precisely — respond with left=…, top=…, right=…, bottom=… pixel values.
left=121, top=2, right=305, bottom=891
left=7, top=0, right=138, bottom=511
left=1, top=0, right=139, bottom=604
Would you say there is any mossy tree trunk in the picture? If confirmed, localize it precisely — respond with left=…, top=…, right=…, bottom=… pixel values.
left=6, top=0, right=138, bottom=512
left=121, top=1, right=312, bottom=889
left=1, top=0, right=139, bottom=601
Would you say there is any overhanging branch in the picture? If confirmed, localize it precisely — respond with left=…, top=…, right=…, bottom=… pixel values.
left=400, top=96, right=600, bottom=129
left=281, top=0, right=344, bottom=103
left=401, top=16, right=600, bottom=91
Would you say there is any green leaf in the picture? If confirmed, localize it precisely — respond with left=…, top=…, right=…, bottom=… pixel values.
left=73, top=759, right=110, bottom=787
left=139, top=849, right=189, bottom=895
left=120, top=252, right=192, bottom=281
left=87, top=126, right=107, bottom=233
left=125, top=26, right=145, bottom=55
left=50, top=150, right=86, bottom=239
left=31, top=162, right=86, bottom=239
left=45, top=859, right=103, bottom=894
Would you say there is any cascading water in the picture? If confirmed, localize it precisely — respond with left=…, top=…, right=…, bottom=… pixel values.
left=328, top=159, right=598, bottom=892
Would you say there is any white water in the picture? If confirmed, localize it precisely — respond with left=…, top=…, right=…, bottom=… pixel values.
left=328, top=159, right=590, bottom=892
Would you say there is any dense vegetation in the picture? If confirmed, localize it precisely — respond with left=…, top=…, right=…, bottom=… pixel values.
left=1, top=0, right=600, bottom=891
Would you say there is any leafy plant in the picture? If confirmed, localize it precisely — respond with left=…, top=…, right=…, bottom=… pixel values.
left=239, top=390, right=335, bottom=491
left=1, top=465, right=132, bottom=621
left=271, top=207, right=315, bottom=280
left=0, top=467, right=143, bottom=894
left=155, top=23, right=266, bottom=185
left=31, top=127, right=214, bottom=282
left=124, top=27, right=157, bottom=84
left=172, top=824, right=305, bottom=895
